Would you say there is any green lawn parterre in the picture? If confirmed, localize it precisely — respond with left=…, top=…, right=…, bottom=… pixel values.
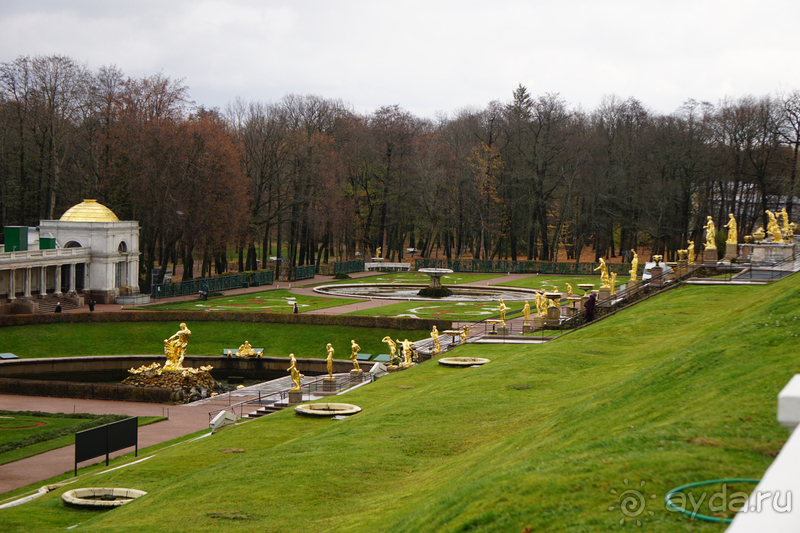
left=2, top=274, right=799, bottom=531
left=0, top=322, right=433, bottom=360
left=143, top=288, right=365, bottom=313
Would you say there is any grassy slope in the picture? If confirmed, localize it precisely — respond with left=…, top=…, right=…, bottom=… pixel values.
left=0, top=322, right=433, bottom=359
left=3, top=276, right=799, bottom=531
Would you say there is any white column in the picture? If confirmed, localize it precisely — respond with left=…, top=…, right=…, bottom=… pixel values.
left=130, top=257, right=140, bottom=293
left=39, top=266, right=46, bottom=298
left=68, top=263, right=76, bottom=293
left=23, top=268, right=31, bottom=298
left=54, top=264, right=62, bottom=296
left=7, top=268, right=16, bottom=300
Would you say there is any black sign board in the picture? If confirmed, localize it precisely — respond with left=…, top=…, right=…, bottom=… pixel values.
left=74, top=417, right=138, bottom=475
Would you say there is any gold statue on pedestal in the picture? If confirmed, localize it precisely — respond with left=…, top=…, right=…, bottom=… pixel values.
left=629, top=250, right=639, bottom=281
left=703, top=216, right=717, bottom=249
left=594, top=258, right=611, bottom=289
left=350, top=340, right=361, bottom=372
left=326, top=343, right=334, bottom=379
left=164, top=323, right=191, bottom=371
left=566, top=283, right=573, bottom=298
left=431, top=326, right=441, bottom=354
left=781, top=208, right=793, bottom=238
left=724, top=213, right=737, bottom=244
left=460, top=326, right=470, bottom=344
left=287, top=353, right=303, bottom=391
left=687, top=240, right=695, bottom=264
left=397, top=339, right=415, bottom=366
left=498, top=298, right=508, bottom=326
left=375, top=247, right=382, bottom=258
left=610, top=272, right=617, bottom=295
left=522, top=301, right=531, bottom=325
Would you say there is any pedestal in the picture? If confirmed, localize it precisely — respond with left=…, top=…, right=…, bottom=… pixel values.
left=546, top=307, right=560, bottom=320
left=567, top=296, right=582, bottom=311
left=497, top=326, right=509, bottom=336
left=675, top=260, right=687, bottom=277
left=724, top=242, right=738, bottom=260
left=703, top=248, right=718, bottom=264
left=522, top=324, right=533, bottom=333
left=533, top=316, right=546, bottom=328
left=387, top=365, right=399, bottom=373
left=323, top=377, right=337, bottom=392
left=649, top=266, right=664, bottom=287
left=598, top=288, right=612, bottom=306
left=288, top=390, right=302, bottom=405
left=350, top=369, right=364, bottom=383
left=627, top=279, right=639, bottom=292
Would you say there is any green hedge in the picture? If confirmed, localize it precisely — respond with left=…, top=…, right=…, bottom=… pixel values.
left=0, top=310, right=450, bottom=332
left=0, top=378, right=173, bottom=402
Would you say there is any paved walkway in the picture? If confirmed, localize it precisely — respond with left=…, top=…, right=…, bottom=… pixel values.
left=0, top=395, right=219, bottom=495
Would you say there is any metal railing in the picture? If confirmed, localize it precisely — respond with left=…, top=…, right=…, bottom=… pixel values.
left=294, top=265, right=316, bottom=281
left=414, top=258, right=635, bottom=276
left=333, top=260, right=365, bottom=275
left=152, top=270, right=274, bottom=299
left=698, top=244, right=800, bottom=283
left=207, top=373, right=375, bottom=422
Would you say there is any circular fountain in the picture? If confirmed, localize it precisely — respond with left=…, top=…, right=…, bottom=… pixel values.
left=416, top=268, right=454, bottom=297
left=315, top=283, right=538, bottom=302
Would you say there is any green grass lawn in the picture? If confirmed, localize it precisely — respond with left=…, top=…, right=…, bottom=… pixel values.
left=2, top=274, right=799, bottom=531
left=497, top=274, right=608, bottom=292
left=143, top=288, right=364, bottom=313
left=0, top=413, right=165, bottom=466
left=344, top=300, right=517, bottom=322
left=0, top=322, right=433, bottom=360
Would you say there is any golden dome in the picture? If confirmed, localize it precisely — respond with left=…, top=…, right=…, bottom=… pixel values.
left=59, top=199, right=120, bottom=222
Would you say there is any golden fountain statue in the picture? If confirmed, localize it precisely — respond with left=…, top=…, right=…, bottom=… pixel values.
left=498, top=298, right=508, bottom=326
left=724, top=213, right=737, bottom=244
left=703, top=216, right=716, bottom=249
left=350, top=339, right=361, bottom=372
left=566, top=283, right=573, bottom=298
left=287, top=353, right=303, bottom=391
left=629, top=250, right=639, bottom=281
left=326, top=343, right=334, bottom=379
left=431, top=325, right=441, bottom=354
left=594, top=258, right=611, bottom=289
left=164, top=323, right=191, bottom=371
left=522, top=301, right=531, bottom=326
left=382, top=336, right=398, bottom=366
left=766, top=210, right=784, bottom=243
left=397, top=339, right=415, bottom=366
left=687, top=240, right=695, bottom=264
left=609, top=272, right=617, bottom=295
left=234, top=340, right=259, bottom=358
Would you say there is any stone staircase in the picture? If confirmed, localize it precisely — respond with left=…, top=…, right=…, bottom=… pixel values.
left=36, top=295, right=82, bottom=314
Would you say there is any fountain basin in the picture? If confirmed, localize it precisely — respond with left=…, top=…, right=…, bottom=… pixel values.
left=62, top=488, right=146, bottom=508
left=314, top=283, right=540, bottom=301
left=294, top=403, right=361, bottom=417
left=438, top=357, right=491, bottom=367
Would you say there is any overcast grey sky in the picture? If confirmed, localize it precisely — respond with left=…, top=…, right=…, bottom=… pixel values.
left=2, top=0, right=799, bottom=118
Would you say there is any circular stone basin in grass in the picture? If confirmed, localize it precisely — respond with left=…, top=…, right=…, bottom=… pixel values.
left=62, top=488, right=147, bottom=508
left=438, top=357, right=491, bottom=367
left=294, top=403, right=361, bottom=417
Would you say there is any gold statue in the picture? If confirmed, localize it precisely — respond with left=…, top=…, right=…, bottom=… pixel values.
left=594, top=258, right=611, bottom=289
left=498, top=298, right=508, bottom=326
left=781, top=208, right=792, bottom=237
left=460, top=326, right=469, bottom=344
left=547, top=294, right=559, bottom=308
left=766, top=210, right=784, bottom=243
left=687, top=240, right=695, bottom=264
left=376, top=246, right=382, bottom=258
left=234, top=340, right=258, bottom=358
left=431, top=325, right=440, bottom=354
left=350, top=340, right=361, bottom=371
left=397, top=338, right=415, bottom=365
left=522, top=301, right=531, bottom=325
left=382, top=336, right=398, bottom=365
left=326, top=343, right=334, bottom=379
left=566, top=283, right=573, bottom=298
left=163, top=323, right=191, bottom=371
left=610, top=272, right=617, bottom=295
left=287, top=353, right=303, bottom=391
left=704, top=216, right=717, bottom=249
left=629, top=250, right=638, bottom=281
left=724, top=213, right=737, bottom=244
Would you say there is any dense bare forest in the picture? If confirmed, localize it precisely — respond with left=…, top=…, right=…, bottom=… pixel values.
left=2, top=55, right=799, bottom=289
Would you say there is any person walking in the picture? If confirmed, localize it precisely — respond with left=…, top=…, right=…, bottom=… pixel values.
left=293, top=302, right=299, bottom=314
left=88, top=299, right=96, bottom=312
left=584, top=293, right=596, bottom=322
left=54, top=302, right=62, bottom=313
